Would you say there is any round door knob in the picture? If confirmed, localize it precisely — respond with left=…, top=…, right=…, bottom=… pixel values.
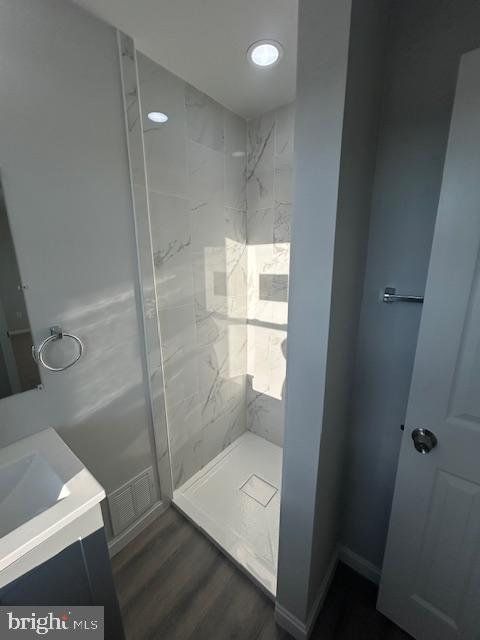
left=411, top=428, right=437, bottom=454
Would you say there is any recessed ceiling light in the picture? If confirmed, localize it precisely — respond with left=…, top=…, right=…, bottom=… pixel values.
left=248, top=40, right=283, bottom=68
left=147, top=111, right=168, bottom=123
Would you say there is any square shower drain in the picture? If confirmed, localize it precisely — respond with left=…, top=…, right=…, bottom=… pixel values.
left=240, top=474, right=277, bottom=507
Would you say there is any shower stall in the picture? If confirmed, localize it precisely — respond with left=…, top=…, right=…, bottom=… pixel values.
left=119, top=33, right=294, bottom=596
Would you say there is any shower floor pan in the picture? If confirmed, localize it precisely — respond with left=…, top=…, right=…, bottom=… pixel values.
left=173, top=431, right=282, bottom=597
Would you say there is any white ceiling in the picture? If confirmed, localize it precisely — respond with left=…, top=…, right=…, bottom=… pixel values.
left=73, top=0, right=298, bottom=119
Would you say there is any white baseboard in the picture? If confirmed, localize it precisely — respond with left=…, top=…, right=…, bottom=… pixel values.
left=275, top=548, right=338, bottom=640
left=338, top=544, right=381, bottom=585
left=275, top=603, right=308, bottom=640
left=108, top=499, right=169, bottom=557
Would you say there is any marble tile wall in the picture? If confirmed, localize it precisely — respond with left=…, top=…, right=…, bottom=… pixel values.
left=246, top=103, right=295, bottom=447
left=136, top=53, right=248, bottom=489
left=123, top=35, right=294, bottom=486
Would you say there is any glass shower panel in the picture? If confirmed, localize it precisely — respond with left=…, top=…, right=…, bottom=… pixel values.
left=135, top=51, right=248, bottom=489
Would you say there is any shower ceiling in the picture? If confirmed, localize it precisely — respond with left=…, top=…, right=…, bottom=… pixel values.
left=72, top=0, right=298, bottom=118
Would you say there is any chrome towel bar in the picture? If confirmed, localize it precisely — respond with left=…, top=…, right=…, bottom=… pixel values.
left=383, top=287, right=424, bottom=304
left=32, top=326, right=84, bottom=372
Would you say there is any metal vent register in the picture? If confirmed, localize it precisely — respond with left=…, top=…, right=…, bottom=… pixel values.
left=108, top=467, right=155, bottom=536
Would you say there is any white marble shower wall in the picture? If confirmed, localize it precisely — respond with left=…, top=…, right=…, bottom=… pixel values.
left=246, top=104, right=295, bottom=447
left=136, top=52, right=248, bottom=489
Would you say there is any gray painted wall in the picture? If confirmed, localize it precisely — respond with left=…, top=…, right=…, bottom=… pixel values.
left=277, top=0, right=387, bottom=627
left=308, top=0, right=387, bottom=610
left=277, top=0, right=352, bottom=621
left=0, top=0, right=156, bottom=504
left=342, top=0, right=480, bottom=569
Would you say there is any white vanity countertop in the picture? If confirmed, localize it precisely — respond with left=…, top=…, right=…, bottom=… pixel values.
left=0, top=428, right=105, bottom=578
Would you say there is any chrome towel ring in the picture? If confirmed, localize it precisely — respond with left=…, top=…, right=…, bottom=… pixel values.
left=32, top=326, right=84, bottom=372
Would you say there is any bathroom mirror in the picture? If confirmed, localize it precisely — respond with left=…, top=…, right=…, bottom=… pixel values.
left=0, top=177, right=41, bottom=398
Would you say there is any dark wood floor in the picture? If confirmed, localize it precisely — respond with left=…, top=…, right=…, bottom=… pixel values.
left=112, top=507, right=412, bottom=640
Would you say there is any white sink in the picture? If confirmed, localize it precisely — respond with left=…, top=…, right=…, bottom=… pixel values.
left=0, top=452, right=69, bottom=537
left=0, top=428, right=105, bottom=585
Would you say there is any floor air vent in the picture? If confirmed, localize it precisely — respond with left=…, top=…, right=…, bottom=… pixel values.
left=108, top=467, right=155, bottom=537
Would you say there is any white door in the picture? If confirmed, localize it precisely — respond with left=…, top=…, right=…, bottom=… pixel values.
left=378, top=48, right=480, bottom=640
